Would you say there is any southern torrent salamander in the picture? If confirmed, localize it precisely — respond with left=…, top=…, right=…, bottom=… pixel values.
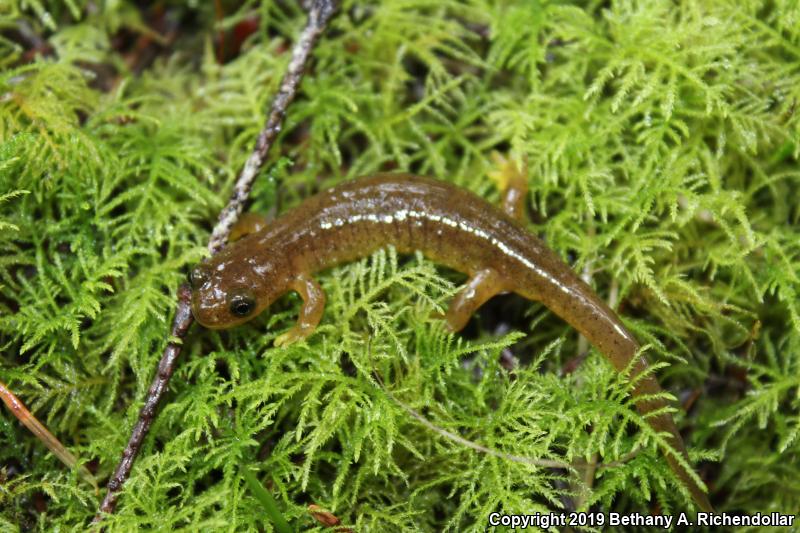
left=189, top=159, right=712, bottom=511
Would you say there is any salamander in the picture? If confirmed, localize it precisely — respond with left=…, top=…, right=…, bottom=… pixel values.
left=189, top=160, right=712, bottom=512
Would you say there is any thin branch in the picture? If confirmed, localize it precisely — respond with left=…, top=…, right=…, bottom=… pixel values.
left=94, top=285, right=194, bottom=519
left=94, top=0, right=338, bottom=521
left=207, top=0, right=338, bottom=255
left=0, top=380, right=98, bottom=493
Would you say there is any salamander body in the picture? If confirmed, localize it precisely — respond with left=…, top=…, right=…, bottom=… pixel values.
left=189, top=165, right=712, bottom=511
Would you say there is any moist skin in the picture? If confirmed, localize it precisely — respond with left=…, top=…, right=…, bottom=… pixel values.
left=190, top=171, right=712, bottom=512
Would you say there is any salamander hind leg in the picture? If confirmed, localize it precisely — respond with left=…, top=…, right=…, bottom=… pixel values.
left=444, top=269, right=505, bottom=332
left=230, top=212, right=270, bottom=242
left=274, top=273, right=326, bottom=347
left=488, top=152, right=529, bottom=221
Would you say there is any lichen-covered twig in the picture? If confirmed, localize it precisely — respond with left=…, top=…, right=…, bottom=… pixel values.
left=94, top=0, right=338, bottom=520
left=207, top=0, right=338, bottom=255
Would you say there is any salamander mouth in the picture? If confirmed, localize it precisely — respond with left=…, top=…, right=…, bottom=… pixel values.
left=192, top=315, right=228, bottom=330
left=190, top=292, right=258, bottom=330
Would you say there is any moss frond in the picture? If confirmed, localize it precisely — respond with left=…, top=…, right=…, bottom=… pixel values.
left=2, top=0, right=799, bottom=530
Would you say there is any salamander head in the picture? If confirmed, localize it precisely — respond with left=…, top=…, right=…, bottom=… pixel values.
left=188, top=255, right=282, bottom=329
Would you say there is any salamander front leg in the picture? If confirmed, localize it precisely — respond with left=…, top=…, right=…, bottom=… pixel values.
left=230, top=212, right=270, bottom=242
left=488, top=152, right=529, bottom=221
left=274, top=273, right=326, bottom=347
left=444, top=268, right=505, bottom=332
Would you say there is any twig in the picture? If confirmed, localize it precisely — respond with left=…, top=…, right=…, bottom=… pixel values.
left=94, top=286, right=194, bottom=519
left=94, top=0, right=338, bottom=521
left=0, top=380, right=98, bottom=493
left=207, top=0, right=338, bottom=255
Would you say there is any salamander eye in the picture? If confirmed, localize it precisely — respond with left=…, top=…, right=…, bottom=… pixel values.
left=189, top=265, right=210, bottom=288
left=229, top=291, right=256, bottom=318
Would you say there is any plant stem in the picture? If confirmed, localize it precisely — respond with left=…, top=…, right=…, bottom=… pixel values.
left=241, top=467, right=294, bottom=533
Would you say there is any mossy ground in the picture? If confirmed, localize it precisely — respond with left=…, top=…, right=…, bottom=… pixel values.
left=1, top=1, right=799, bottom=531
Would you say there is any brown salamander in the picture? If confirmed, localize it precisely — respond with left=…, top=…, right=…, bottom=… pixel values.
left=189, top=161, right=712, bottom=511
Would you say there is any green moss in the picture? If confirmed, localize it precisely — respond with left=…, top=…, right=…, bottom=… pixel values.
left=1, top=0, right=799, bottom=530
